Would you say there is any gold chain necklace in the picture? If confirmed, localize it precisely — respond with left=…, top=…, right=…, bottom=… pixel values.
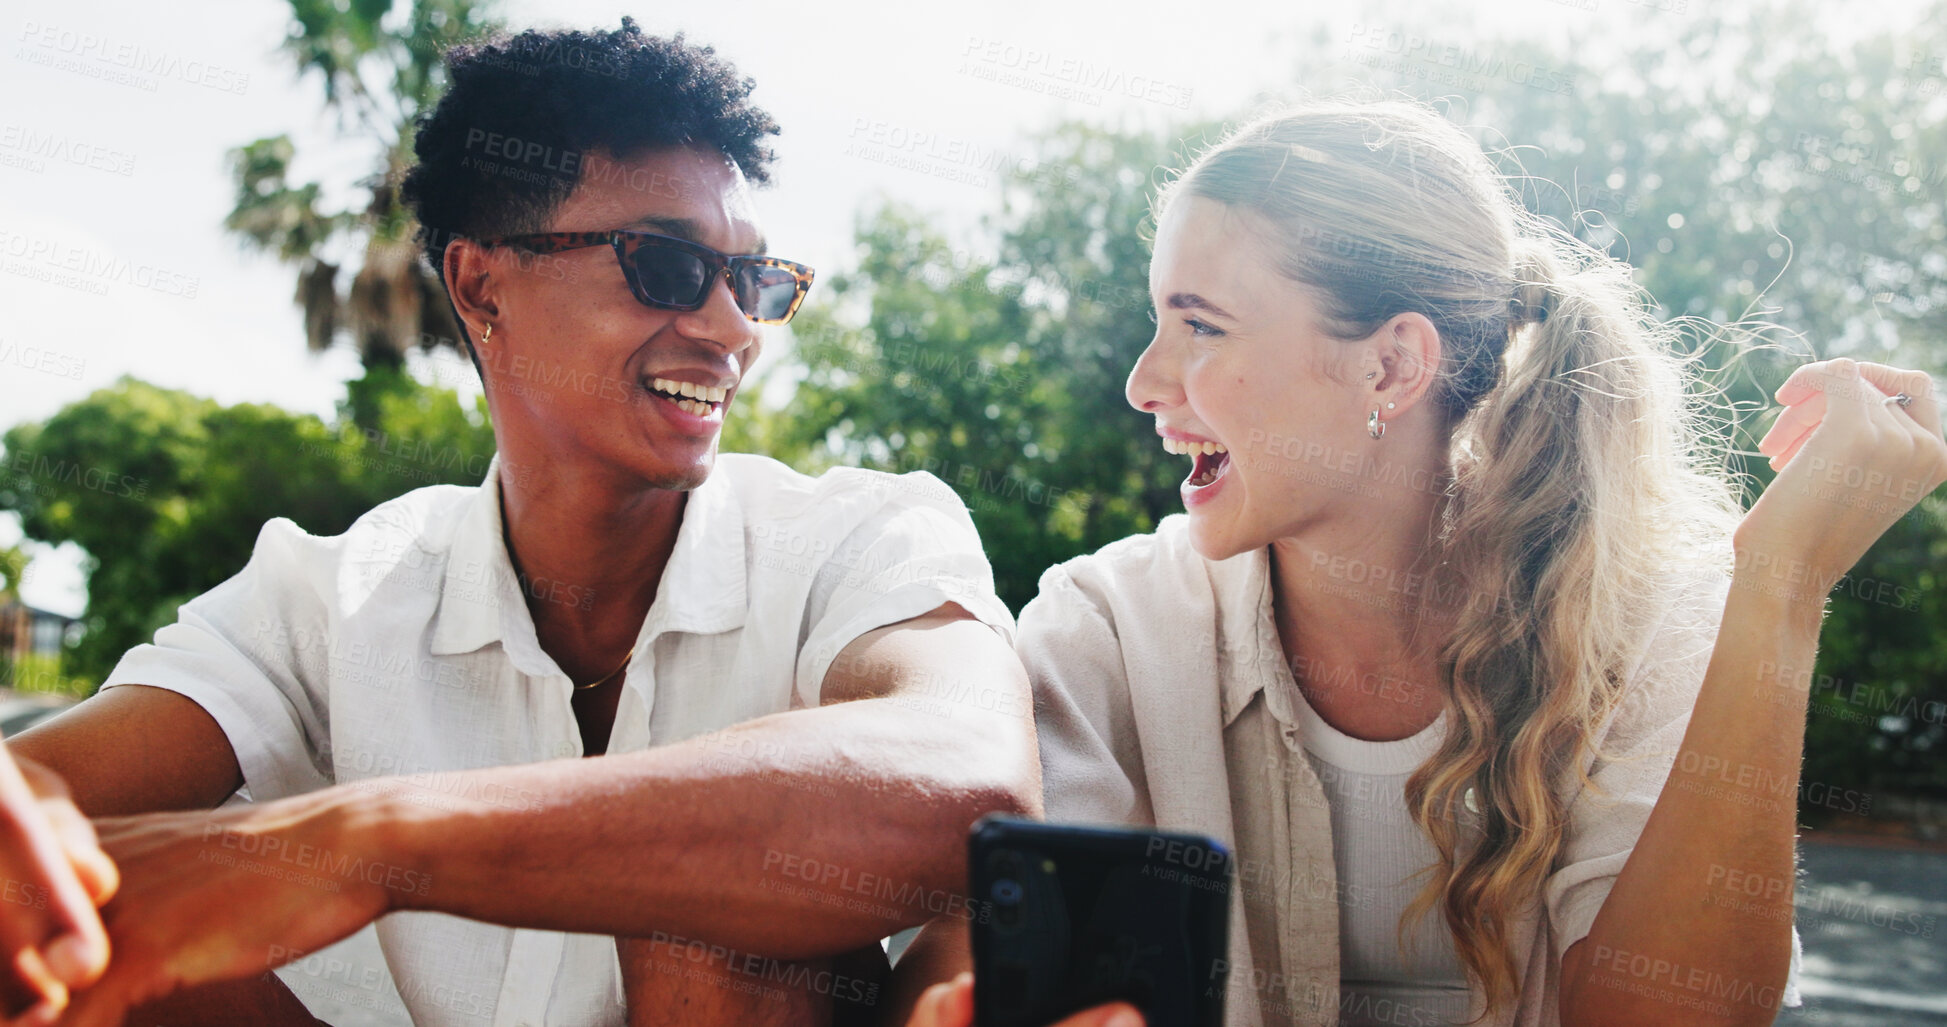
left=575, top=650, right=634, bottom=691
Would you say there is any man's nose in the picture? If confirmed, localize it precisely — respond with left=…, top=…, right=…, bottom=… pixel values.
left=674, top=271, right=759, bottom=355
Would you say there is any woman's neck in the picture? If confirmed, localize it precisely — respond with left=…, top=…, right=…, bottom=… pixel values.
left=1267, top=444, right=1454, bottom=741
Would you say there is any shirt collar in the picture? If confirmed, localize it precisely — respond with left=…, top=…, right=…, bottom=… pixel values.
left=430, top=454, right=748, bottom=658
left=1215, top=544, right=1284, bottom=728
left=649, top=459, right=747, bottom=636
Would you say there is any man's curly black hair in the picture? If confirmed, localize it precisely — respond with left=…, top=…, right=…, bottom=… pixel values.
left=401, top=17, right=780, bottom=279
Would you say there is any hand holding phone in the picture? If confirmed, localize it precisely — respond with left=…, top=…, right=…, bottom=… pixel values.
left=967, top=816, right=1230, bottom=1027
left=908, top=973, right=1144, bottom=1027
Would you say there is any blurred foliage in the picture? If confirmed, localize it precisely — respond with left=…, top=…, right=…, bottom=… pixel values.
left=735, top=1, right=1947, bottom=802
left=0, top=372, right=492, bottom=684
left=0, top=546, right=24, bottom=598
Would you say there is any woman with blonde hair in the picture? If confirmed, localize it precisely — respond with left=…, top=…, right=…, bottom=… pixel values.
left=897, top=100, right=1947, bottom=1026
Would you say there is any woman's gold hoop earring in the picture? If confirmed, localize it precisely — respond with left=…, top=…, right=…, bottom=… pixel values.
left=480, top=324, right=492, bottom=344
left=1368, top=410, right=1386, bottom=440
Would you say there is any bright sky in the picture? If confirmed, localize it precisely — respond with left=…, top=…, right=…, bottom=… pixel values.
left=0, top=0, right=1926, bottom=615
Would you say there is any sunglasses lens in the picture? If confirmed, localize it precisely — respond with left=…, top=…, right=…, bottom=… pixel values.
left=629, top=247, right=712, bottom=308
left=738, top=264, right=805, bottom=323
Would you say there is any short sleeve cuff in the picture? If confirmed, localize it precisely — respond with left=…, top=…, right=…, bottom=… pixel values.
left=794, top=579, right=1015, bottom=708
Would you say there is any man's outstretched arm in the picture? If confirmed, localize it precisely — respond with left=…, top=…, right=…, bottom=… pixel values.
left=395, top=604, right=1039, bottom=951
left=60, top=604, right=1039, bottom=1021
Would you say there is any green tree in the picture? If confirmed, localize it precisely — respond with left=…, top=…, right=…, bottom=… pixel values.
left=0, top=377, right=492, bottom=685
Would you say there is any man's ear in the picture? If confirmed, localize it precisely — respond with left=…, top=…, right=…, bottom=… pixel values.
left=1370, top=312, right=1443, bottom=420
left=443, top=236, right=500, bottom=338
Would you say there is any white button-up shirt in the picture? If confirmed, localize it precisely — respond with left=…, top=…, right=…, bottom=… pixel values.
left=104, top=453, right=1014, bottom=1026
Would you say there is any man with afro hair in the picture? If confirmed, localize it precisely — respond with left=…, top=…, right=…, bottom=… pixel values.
left=13, top=18, right=1037, bottom=1026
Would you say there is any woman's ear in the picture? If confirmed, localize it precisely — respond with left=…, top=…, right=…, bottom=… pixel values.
left=1370, top=312, right=1443, bottom=419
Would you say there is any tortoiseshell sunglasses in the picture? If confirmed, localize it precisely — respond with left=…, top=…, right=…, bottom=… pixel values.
left=479, top=229, right=816, bottom=325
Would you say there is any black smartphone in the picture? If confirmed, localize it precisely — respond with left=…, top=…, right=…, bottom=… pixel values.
left=968, top=815, right=1231, bottom=1027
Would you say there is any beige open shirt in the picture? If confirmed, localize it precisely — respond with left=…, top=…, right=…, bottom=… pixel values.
left=1019, top=515, right=1800, bottom=1026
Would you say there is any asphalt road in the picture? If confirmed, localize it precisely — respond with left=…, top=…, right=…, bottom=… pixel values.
left=1777, top=835, right=1947, bottom=1027
left=283, top=835, right=1946, bottom=1025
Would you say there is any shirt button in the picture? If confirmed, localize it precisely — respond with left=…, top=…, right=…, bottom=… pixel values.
left=555, top=742, right=577, bottom=757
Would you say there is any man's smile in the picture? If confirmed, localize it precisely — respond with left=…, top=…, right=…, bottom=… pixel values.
left=643, top=375, right=729, bottom=418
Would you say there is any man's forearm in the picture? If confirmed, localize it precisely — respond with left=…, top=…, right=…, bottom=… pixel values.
left=130, top=975, right=331, bottom=1026
left=341, top=695, right=1035, bottom=959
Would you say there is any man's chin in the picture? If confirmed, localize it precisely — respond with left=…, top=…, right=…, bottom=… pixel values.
left=641, top=449, right=715, bottom=492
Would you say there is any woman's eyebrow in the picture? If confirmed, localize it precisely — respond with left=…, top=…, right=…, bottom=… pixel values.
left=1165, top=292, right=1237, bottom=320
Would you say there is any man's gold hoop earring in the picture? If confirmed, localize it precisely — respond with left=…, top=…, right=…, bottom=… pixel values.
left=1368, top=410, right=1386, bottom=440
left=480, top=324, right=492, bottom=344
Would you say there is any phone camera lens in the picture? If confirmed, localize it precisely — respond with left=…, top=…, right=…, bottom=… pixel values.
left=991, top=878, right=1024, bottom=905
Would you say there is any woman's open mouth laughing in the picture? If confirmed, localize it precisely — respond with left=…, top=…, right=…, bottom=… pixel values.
left=1162, top=434, right=1231, bottom=505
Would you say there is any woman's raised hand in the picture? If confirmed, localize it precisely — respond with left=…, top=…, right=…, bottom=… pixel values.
left=1743, top=358, right=1947, bottom=595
